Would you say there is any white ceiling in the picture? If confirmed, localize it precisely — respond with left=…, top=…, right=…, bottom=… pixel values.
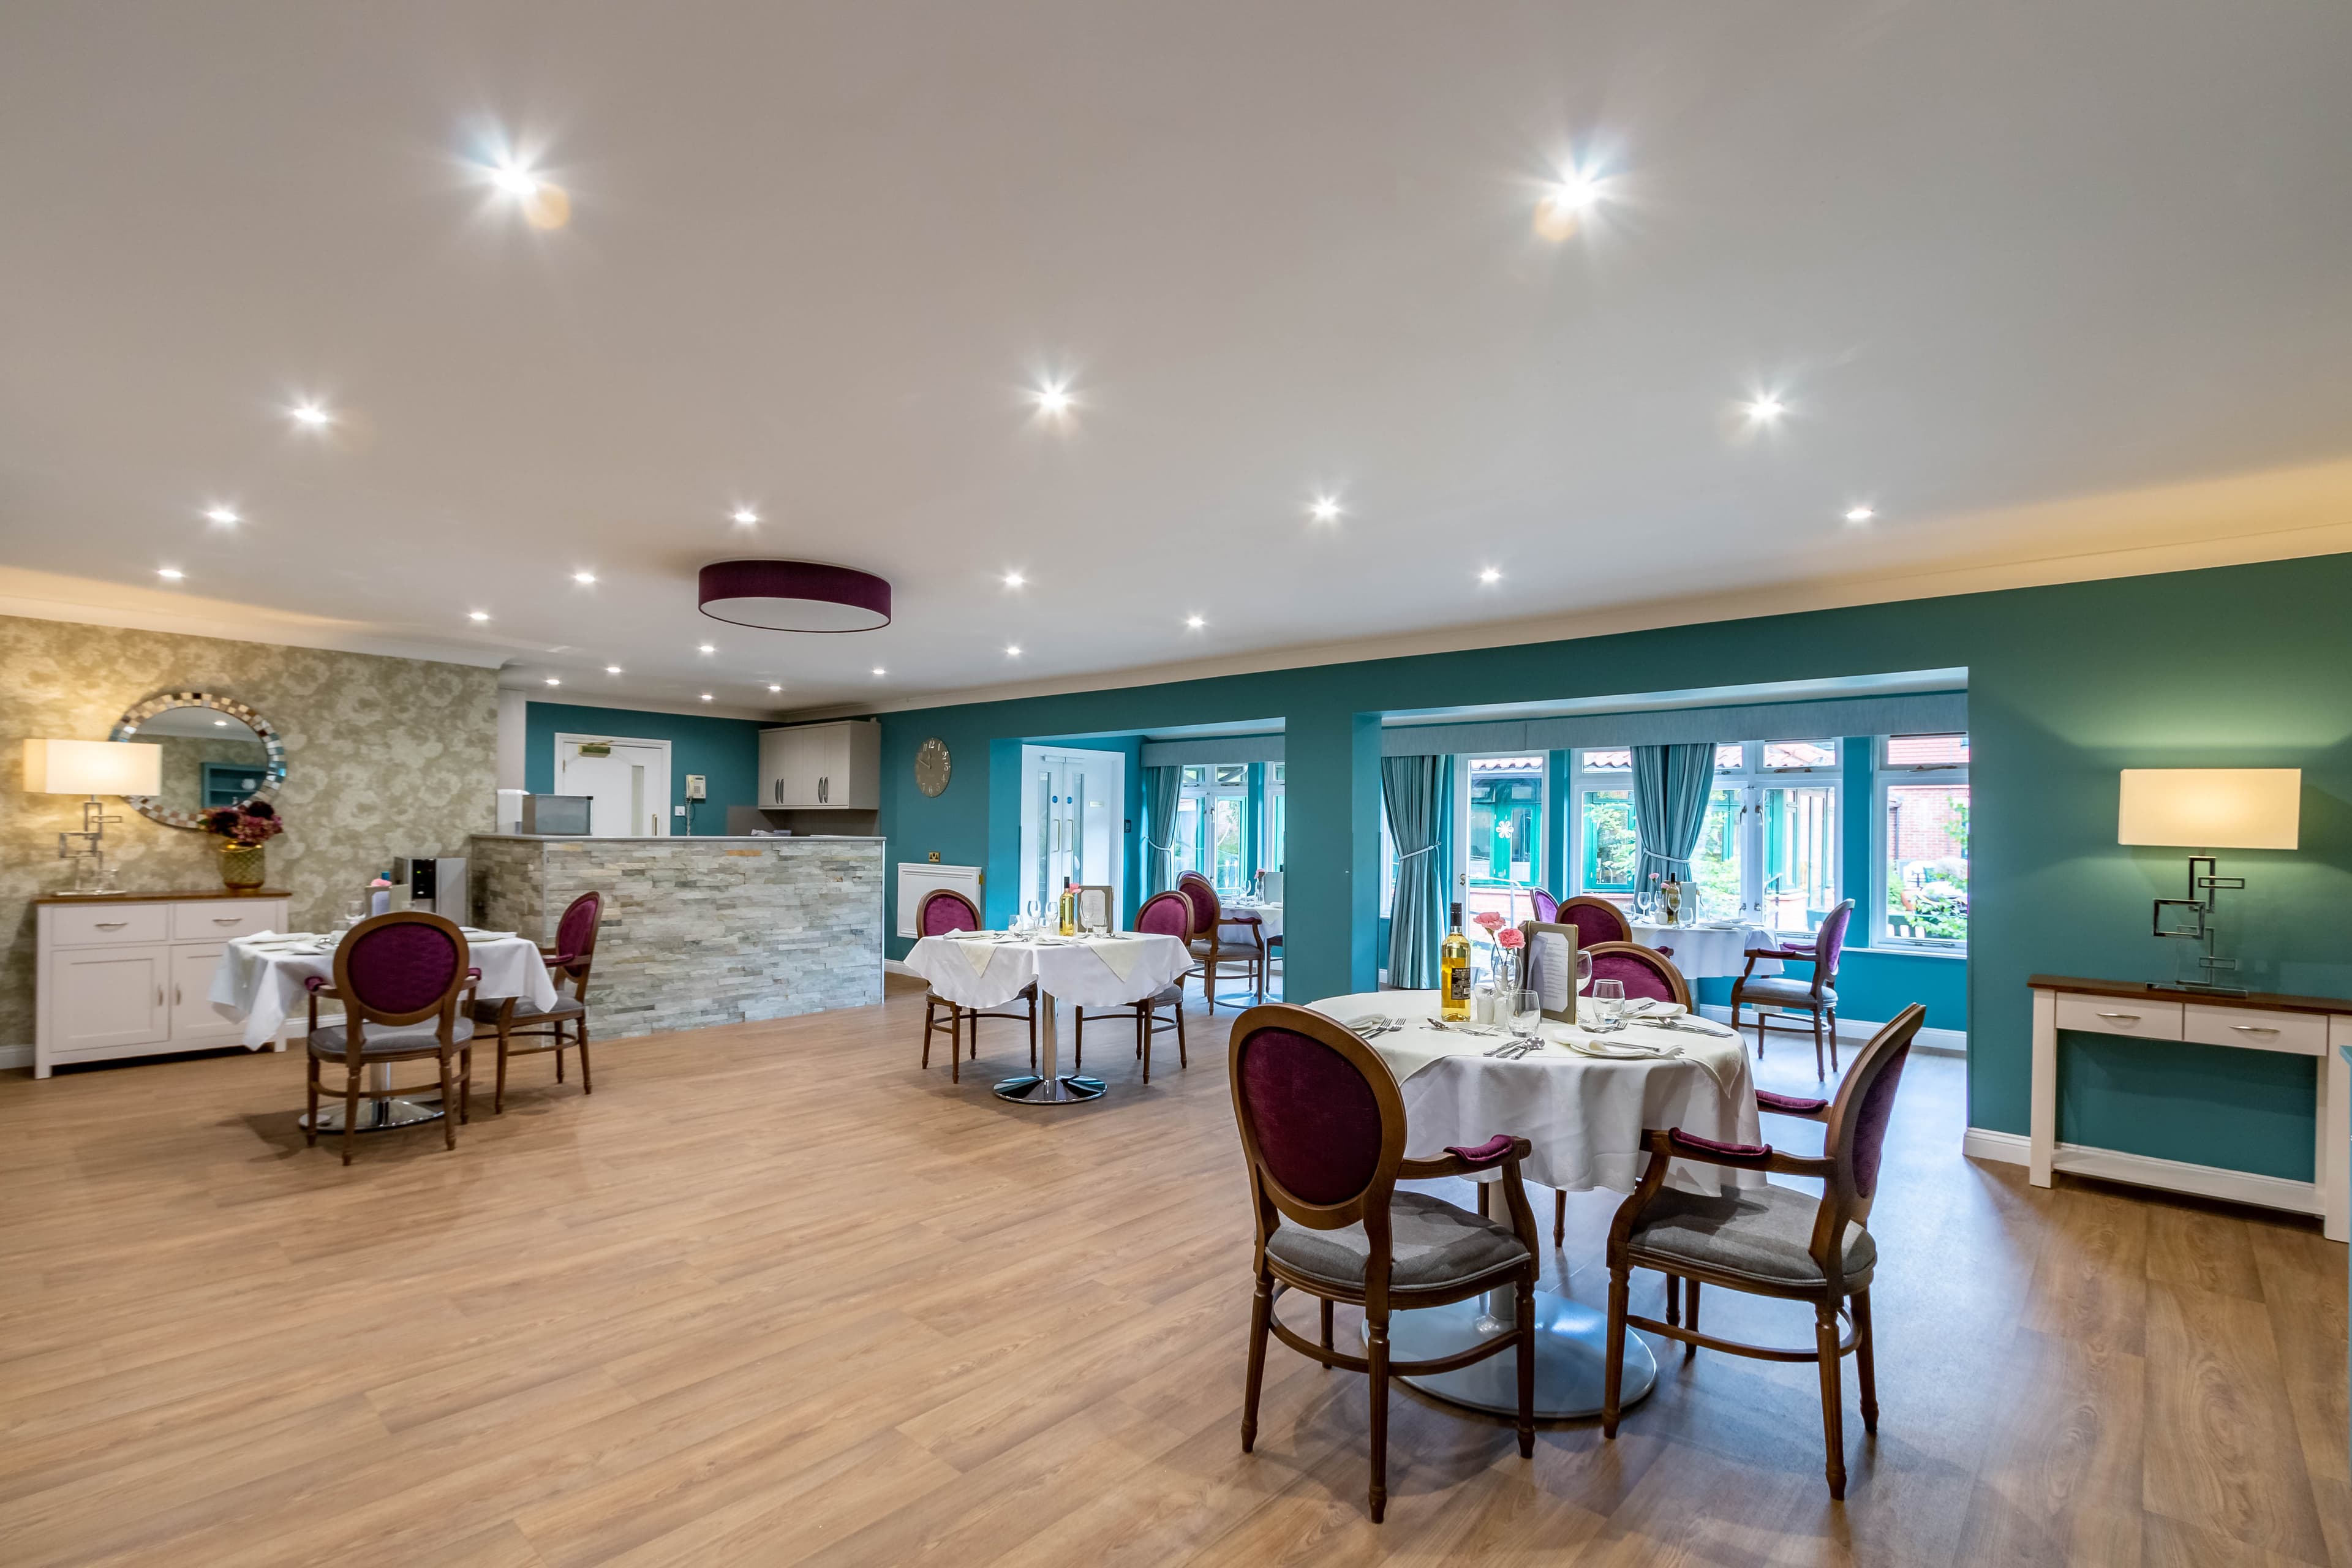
left=4, top=2, right=2349, bottom=716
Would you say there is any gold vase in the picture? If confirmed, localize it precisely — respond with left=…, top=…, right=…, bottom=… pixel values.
left=219, top=843, right=266, bottom=891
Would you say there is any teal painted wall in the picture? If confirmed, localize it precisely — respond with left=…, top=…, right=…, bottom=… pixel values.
left=524, top=702, right=766, bottom=836
left=867, top=554, right=2352, bottom=1177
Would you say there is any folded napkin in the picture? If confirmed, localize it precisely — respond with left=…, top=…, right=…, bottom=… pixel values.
left=1085, top=933, right=1151, bottom=986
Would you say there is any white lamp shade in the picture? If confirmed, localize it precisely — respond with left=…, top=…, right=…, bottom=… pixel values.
left=2117, top=768, right=2300, bottom=850
left=23, top=738, right=163, bottom=797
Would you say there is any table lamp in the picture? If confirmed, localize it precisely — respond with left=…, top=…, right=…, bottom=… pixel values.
left=24, top=738, right=163, bottom=895
left=2117, top=767, right=2300, bottom=994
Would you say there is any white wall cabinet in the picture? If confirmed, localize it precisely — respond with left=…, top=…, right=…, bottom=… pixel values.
left=36, top=894, right=291, bottom=1077
left=758, top=721, right=880, bottom=810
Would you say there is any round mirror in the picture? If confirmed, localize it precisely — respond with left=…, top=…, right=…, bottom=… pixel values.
left=111, top=692, right=285, bottom=830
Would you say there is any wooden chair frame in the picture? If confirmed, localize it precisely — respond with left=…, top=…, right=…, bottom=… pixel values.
left=1600, top=1004, right=1926, bottom=1499
left=1559, top=894, right=1633, bottom=945
left=1229, top=1003, right=1540, bottom=1522
left=916, top=889, right=1037, bottom=1084
left=1074, top=889, right=1191, bottom=1085
left=303, top=911, right=476, bottom=1166
left=1178, top=871, right=1266, bottom=1012
left=478, top=890, right=601, bottom=1113
left=1731, top=897, right=1856, bottom=1079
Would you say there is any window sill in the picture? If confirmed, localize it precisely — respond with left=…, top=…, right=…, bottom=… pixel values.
left=1860, top=942, right=1967, bottom=961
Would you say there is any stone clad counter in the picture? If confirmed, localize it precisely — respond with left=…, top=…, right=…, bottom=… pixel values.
left=470, top=834, right=883, bottom=1039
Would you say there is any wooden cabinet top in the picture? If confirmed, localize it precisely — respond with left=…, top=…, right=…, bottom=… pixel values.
left=2029, top=973, right=2352, bottom=1017
left=34, top=888, right=290, bottom=907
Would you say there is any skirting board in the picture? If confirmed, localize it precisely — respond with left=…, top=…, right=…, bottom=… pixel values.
left=1963, top=1127, right=2323, bottom=1219
left=0, top=1044, right=31, bottom=1070
left=1697, top=1004, right=1967, bottom=1058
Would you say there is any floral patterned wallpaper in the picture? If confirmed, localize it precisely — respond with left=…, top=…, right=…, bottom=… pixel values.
left=0, top=614, right=498, bottom=1048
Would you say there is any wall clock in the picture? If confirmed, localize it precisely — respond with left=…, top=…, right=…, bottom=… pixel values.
left=914, top=737, right=952, bottom=797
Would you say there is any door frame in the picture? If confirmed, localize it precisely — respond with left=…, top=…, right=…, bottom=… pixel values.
left=554, top=733, right=674, bottom=837
left=1018, top=744, right=1126, bottom=919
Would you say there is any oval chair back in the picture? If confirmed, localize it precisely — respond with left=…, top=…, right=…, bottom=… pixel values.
left=1136, top=889, right=1193, bottom=940
left=1527, top=887, right=1561, bottom=924
left=1808, top=898, right=1856, bottom=994
left=1560, top=895, right=1632, bottom=948
left=1822, top=1003, right=1925, bottom=1232
left=917, top=888, right=981, bottom=937
left=1580, top=941, right=1692, bottom=1009
left=550, top=891, right=603, bottom=991
left=1227, top=1005, right=1409, bottom=1289
left=1175, top=871, right=1221, bottom=938
left=331, top=911, right=470, bottom=1047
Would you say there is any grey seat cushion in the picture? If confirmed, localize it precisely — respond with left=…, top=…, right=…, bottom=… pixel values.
left=470, top=994, right=585, bottom=1023
left=1628, top=1182, right=1875, bottom=1287
left=308, top=1017, right=473, bottom=1057
left=1737, top=976, right=1836, bottom=1009
left=1267, top=1189, right=1529, bottom=1292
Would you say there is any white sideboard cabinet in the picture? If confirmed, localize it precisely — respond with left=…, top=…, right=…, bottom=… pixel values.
left=35, top=891, right=292, bottom=1078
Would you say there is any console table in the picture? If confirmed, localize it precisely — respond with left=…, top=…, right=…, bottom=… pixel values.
left=2029, top=974, right=2352, bottom=1242
left=34, top=889, right=293, bottom=1078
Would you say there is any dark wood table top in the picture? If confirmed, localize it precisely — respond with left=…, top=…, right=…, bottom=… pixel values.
left=2028, top=973, right=2352, bottom=1017
left=34, top=888, right=292, bottom=907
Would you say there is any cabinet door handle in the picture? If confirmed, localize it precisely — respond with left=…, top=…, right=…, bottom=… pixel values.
left=2094, top=1011, right=2140, bottom=1022
left=2229, top=1023, right=2281, bottom=1035
left=213, top=916, right=241, bottom=925
left=156, top=986, right=165, bottom=1007
left=173, top=984, right=182, bottom=1005
left=97, top=920, right=129, bottom=930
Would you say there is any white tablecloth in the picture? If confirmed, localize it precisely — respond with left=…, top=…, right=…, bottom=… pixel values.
left=906, top=932, right=1194, bottom=1011
left=1221, top=902, right=1281, bottom=942
left=209, top=930, right=560, bottom=1049
left=1309, top=989, right=1763, bottom=1197
left=1630, top=921, right=1782, bottom=980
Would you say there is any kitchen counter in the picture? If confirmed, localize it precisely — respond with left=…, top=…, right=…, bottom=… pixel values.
left=470, top=834, right=883, bottom=1038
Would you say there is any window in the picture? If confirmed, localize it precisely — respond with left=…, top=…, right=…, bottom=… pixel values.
left=1879, top=734, right=1968, bottom=946
left=1467, top=755, right=1545, bottom=927
left=1569, top=741, right=1841, bottom=934
left=1175, top=764, right=1251, bottom=895
left=1264, top=762, right=1286, bottom=876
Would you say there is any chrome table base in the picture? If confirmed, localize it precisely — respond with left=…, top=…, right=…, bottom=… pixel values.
left=992, top=986, right=1109, bottom=1106
left=300, top=1097, right=444, bottom=1133
left=1381, top=1287, right=1657, bottom=1419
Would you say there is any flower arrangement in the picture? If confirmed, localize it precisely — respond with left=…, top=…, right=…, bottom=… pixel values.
left=203, top=801, right=284, bottom=846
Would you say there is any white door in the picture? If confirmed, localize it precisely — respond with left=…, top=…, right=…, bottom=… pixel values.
left=170, top=946, right=240, bottom=1044
left=49, top=946, right=170, bottom=1054
left=1020, top=747, right=1125, bottom=921
left=556, top=737, right=672, bottom=837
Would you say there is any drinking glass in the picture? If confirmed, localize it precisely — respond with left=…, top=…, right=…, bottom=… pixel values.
left=1509, top=990, right=1542, bottom=1044
left=1575, top=950, right=1593, bottom=996
left=1589, top=978, right=1626, bottom=1032
left=342, top=899, right=364, bottom=930
left=1022, top=899, right=1042, bottom=933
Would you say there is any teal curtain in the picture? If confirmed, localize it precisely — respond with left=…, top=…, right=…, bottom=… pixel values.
left=1144, top=766, right=1182, bottom=894
left=1632, top=742, right=1714, bottom=892
left=1244, top=763, right=1265, bottom=890
left=1382, top=755, right=1452, bottom=989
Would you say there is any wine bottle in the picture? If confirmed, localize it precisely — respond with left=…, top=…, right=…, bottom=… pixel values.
left=1058, top=877, right=1076, bottom=937
left=1440, top=902, right=1472, bottom=1020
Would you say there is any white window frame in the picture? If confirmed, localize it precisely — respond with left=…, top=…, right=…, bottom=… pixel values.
left=1873, top=734, right=1969, bottom=951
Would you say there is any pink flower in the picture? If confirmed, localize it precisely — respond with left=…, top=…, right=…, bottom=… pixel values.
left=1496, top=927, right=1525, bottom=950
left=1471, top=910, right=1505, bottom=932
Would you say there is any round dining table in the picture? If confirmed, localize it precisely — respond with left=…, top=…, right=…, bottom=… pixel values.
left=209, top=926, right=559, bottom=1131
left=1629, top=919, right=1782, bottom=980
left=905, top=929, right=1193, bottom=1104
left=1307, top=988, right=1763, bottom=1418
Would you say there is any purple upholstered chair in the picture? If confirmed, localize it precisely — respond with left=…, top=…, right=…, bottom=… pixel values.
left=916, top=888, right=1036, bottom=1084
left=1580, top=941, right=1693, bottom=1009
left=1602, top=1003, right=1925, bottom=1500
left=303, top=911, right=476, bottom=1166
left=1228, top=1004, right=1540, bottom=1521
left=1073, top=889, right=1191, bottom=1084
left=472, top=889, right=601, bottom=1112
left=1731, top=897, right=1856, bottom=1079
left=1178, top=870, right=1264, bottom=1012
left=1526, top=886, right=1561, bottom=925
left=1559, top=894, right=1632, bottom=949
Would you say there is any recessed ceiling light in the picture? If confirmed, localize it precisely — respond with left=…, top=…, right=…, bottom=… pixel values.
left=872, top=667, right=886, bottom=676
left=544, top=676, right=561, bottom=687
left=1031, top=379, right=1074, bottom=420
left=213, top=718, right=229, bottom=728
left=699, top=693, right=713, bottom=702
left=1743, top=395, right=1785, bottom=424
left=573, top=571, right=596, bottom=585
left=731, top=507, right=759, bottom=526
left=767, top=683, right=782, bottom=693
left=1003, top=571, right=1026, bottom=588
left=157, top=567, right=184, bottom=581
left=1006, top=644, right=1022, bottom=657
left=605, top=665, right=622, bottom=674
left=698, top=643, right=715, bottom=655
left=1533, top=168, right=1608, bottom=240
left=1185, top=615, right=1205, bottom=630
left=1845, top=505, right=1876, bottom=523
left=1310, top=496, right=1341, bottom=523
left=1479, top=568, right=1501, bottom=584
left=469, top=610, right=490, bottom=622
left=288, top=401, right=332, bottom=430
left=205, top=505, right=239, bottom=525
left=489, top=162, right=539, bottom=198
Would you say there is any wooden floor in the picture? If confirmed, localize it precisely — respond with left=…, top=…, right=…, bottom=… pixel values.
left=1, top=979, right=2344, bottom=1567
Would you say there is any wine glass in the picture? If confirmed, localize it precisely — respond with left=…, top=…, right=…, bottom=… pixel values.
left=1022, top=899, right=1042, bottom=933
left=342, top=899, right=364, bottom=930
left=1575, top=949, right=1594, bottom=997
left=1509, top=990, right=1542, bottom=1046
left=1589, top=978, right=1626, bottom=1032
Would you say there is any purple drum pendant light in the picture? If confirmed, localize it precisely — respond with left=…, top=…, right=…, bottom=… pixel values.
left=696, top=560, right=891, bottom=633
